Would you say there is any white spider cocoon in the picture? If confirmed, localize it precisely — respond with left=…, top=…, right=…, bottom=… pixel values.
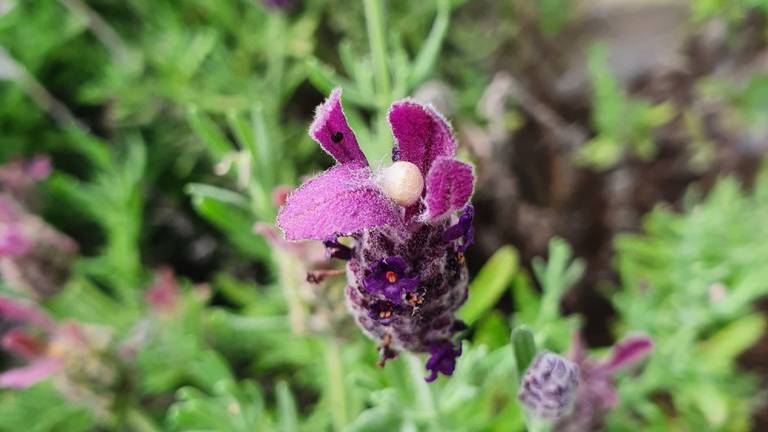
left=379, top=161, right=424, bottom=206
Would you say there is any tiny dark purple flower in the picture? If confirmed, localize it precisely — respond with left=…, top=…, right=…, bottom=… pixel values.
left=363, top=256, right=419, bottom=305
left=442, top=205, right=474, bottom=252
left=425, top=341, right=462, bottom=382
left=518, top=352, right=580, bottom=419
left=366, top=300, right=403, bottom=326
left=277, top=89, right=475, bottom=381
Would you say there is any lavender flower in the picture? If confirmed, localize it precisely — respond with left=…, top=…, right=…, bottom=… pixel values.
left=554, top=333, right=654, bottom=432
left=0, top=296, right=118, bottom=419
left=0, top=196, right=78, bottom=299
left=144, top=267, right=182, bottom=314
left=518, top=352, right=581, bottom=419
left=277, top=89, right=475, bottom=381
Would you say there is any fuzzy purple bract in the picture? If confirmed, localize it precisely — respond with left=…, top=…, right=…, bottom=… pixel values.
left=277, top=89, right=475, bottom=381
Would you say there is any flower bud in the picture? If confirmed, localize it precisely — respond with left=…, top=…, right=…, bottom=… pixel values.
left=518, top=352, right=580, bottom=419
left=379, top=161, right=424, bottom=206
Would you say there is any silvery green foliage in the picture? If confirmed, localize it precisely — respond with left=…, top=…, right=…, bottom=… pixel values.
left=608, top=172, right=768, bottom=430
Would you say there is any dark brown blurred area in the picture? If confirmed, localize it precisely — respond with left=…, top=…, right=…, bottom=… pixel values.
left=454, top=0, right=768, bottom=427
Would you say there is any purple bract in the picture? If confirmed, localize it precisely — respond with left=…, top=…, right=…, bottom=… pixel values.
left=277, top=89, right=475, bottom=381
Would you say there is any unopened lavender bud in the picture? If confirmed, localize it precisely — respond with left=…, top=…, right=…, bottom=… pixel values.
left=518, top=352, right=580, bottom=419
left=379, top=161, right=424, bottom=207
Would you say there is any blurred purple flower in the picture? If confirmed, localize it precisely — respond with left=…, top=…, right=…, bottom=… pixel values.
left=144, top=267, right=181, bottom=314
left=277, top=89, right=475, bottom=381
left=554, top=333, right=654, bottom=432
left=518, top=352, right=581, bottom=419
left=0, top=196, right=78, bottom=298
left=0, top=296, right=65, bottom=388
left=0, top=155, right=51, bottom=205
left=0, top=295, right=118, bottom=417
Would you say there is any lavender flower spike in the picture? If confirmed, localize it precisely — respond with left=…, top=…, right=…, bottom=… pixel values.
left=518, top=352, right=580, bottom=419
left=554, top=333, right=653, bottom=432
left=278, top=89, right=475, bottom=381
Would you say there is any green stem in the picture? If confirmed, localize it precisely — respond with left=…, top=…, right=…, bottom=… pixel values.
left=363, top=0, right=390, bottom=106
left=405, top=353, right=440, bottom=428
left=325, top=338, right=349, bottom=431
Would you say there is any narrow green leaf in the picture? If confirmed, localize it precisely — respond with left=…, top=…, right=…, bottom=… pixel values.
left=459, top=246, right=519, bottom=325
left=698, top=314, right=765, bottom=370
left=511, top=325, right=537, bottom=377
left=187, top=106, right=232, bottom=160
left=185, top=183, right=250, bottom=209
left=409, top=0, right=451, bottom=87
left=276, top=381, right=298, bottom=432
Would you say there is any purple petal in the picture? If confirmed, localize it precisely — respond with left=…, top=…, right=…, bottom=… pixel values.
left=602, top=335, right=654, bottom=374
left=0, top=223, right=30, bottom=257
left=2, top=329, right=46, bottom=359
left=363, top=256, right=419, bottom=304
left=277, top=164, right=400, bottom=241
left=425, top=158, right=474, bottom=220
left=0, top=359, right=60, bottom=389
left=26, top=155, right=52, bottom=181
left=388, top=101, right=456, bottom=177
left=425, top=341, right=462, bottom=382
left=442, top=205, right=474, bottom=252
left=367, top=300, right=402, bottom=325
left=309, top=88, right=368, bottom=165
left=0, top=296, right=53, bottom=330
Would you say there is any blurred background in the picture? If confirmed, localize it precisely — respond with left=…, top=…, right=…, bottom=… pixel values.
left=1, top=0, right=767, bottom=430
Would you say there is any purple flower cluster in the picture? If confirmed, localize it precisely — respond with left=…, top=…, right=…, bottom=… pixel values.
left=278, top=89, right=475, bottom=381
left=518, top=352, right=580, bottom=419
left=0, top=296, right=117, bottom=398
left=0, top=157, right=78, bottom=299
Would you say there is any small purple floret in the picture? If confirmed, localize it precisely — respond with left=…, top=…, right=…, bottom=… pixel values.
left=425, top=341, right=462, bottom=382
left=443, top=205, right=474, bottom=252
left=363, top=256, right=419, bottom=305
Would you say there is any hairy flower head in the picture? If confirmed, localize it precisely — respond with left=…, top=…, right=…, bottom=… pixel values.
left=277, top=89, right=475, bottom=381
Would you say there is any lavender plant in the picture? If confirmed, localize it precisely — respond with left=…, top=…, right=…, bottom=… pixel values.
left=277, top=88, right=475, bottom=381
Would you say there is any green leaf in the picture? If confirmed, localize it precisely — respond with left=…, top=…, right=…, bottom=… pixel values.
left=459, top=246, right=519, bottom=326
left=185, top=183, right=250, bottom=209
left=511, top=325, right=537, bottom=377
left=473, top=311, right=511, bottom=349
left=409, top=0, right=451, bottom=87
left=511, top=272, right=540, bottom=325
left=276, top=381, right=298, bottom=432
left=698, top=314, right=766, bottom=371
left=187, top=106, right=233, bottom=160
